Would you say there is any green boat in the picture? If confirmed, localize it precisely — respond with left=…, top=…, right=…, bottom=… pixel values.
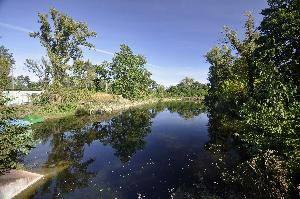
left=23, top=115, right=44, bottom=124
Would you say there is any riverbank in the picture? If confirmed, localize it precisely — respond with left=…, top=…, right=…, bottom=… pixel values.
left=14, top=94, right=203, bottom=122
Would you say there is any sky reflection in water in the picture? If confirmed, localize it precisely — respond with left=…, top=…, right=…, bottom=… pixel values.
left=21, top=102, right=223, bottom=199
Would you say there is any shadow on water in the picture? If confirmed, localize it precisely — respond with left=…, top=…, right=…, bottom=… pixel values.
left=204, top=107, right=297, bottom=199
left=16, top=101, right=265, bottom=199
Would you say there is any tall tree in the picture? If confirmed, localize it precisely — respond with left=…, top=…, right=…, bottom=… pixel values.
left=105, top=44, right=152, bottom=99
left=224, top=12, right=259, bottom=95
left=0, top=45, right=15, bottom=91
left=241, top=0, right=300, bottom=170
left=30, top=8, right=96, bottom=86
left=205, top=1, right=300, bottom=195
left=205, top=14, right=259, bottom=113
left=258, top=0, right=300, bottom=93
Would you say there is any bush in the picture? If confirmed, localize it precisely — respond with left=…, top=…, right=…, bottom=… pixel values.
left=31, top=87, right=94, bottom=105
left=75, top=107, right=90, bottom=116
left=222, top=150, right=291, bottom=199
left=0, top=124, right=34, bottom=174
left=0, top=95, right=34, bottom=174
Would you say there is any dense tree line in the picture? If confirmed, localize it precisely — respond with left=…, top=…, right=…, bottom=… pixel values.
left=206, top=0, right=299, bottom=197
left=166, top=77, right=208, bottom=98
left=5, top=75, right=42, bottom=90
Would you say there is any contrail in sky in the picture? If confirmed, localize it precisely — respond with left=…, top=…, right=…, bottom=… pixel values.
left=0, top=22, right=157, bottom=64
left=0, top=21, right=206, bottom=86
left=0, top=22, right=33, bottom=33
left=0, top=22, right=115, bottom=56
left=93, top=48, right=114, bottom=55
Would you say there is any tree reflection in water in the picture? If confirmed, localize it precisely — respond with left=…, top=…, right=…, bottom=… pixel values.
left=27, top=101, right=206, bottom=198
left=167, top=101, right=206, bottom=119
left=91, top=108, right=156, bottom=162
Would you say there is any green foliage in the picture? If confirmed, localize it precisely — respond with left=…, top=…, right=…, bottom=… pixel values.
left=206, top=0, right=300, bottom=196
left=240, top=0, right=300, bottom=170
left=0, top=95, right=34, bottom=174
left=30, top=8, right=96, bottom=86
left=29, top=86, right=96, bottom=116
left=259, top=0, right=300, bottom=90
left=12, top=75, right=31, bottom=90
left=94, top=44, right=152, bottom=99
left=0, top=96, right=14, bottom=119
left=0, top=45, right=15, bottom=91
left=32, top=86, right=94, bottom=105
left=0, top=124, right=34, bottom=174
left=94, top=61, right=111, bottom=92
left=72, top=60, right=97, bottom=90
left=167, top=77, right=208, bottom=98
left=0, top=50, right=19, bottom=168
left=150, top=81, right=166, bottom=98
left=110, top=44, right=152, bottom=99
left=205, top=13, right=257, bottom=114
left=5, top=75, right=43, bottom=91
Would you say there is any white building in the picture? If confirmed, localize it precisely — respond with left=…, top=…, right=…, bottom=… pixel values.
left=2, top=90, right=43, bottom=105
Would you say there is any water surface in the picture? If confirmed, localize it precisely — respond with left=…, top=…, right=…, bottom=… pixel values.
left=20, top=102, right=226, bottom=199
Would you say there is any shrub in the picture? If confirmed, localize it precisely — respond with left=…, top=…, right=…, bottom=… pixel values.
left=75, top=107, right=90, bottom=116
left=222, top=150, right=291, bottom=198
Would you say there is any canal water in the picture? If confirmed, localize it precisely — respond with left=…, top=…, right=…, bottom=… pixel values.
left=18, top=102, right=234, bottom=199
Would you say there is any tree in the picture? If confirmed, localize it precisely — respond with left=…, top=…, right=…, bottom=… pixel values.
left=224, top=12, right=259, bottom=95
left=101, top=44, right=153, bottom=99
left=258, top=0, right=300, bottom=92
left=14, top=75, right=31, bottom=90
left=25, top=57, right=51, bottom=89
left=0, top=45, right=15, bottom=91
left=205, top=1, right=300, bottom=195
left=72, top=60, right=97, bottom=89
left=241, top=0, right=300, bottom=171
left=205, top=14, right=259, bottom=114
left=150, top=81, right=166, bottom=98
left=30, top=8, right=96, bottom=86
left=0, top=47, right=34, bottom=175
left=167, top=77, right=208, bottom=98
left=94, top=61, right=110, bottom=92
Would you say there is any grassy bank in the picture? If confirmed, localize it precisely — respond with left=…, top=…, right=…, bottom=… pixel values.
left=14, top=92, right=199, bottom=122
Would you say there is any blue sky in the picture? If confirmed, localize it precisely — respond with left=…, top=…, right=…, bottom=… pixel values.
left=0, top=0, right=267, bottom=86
